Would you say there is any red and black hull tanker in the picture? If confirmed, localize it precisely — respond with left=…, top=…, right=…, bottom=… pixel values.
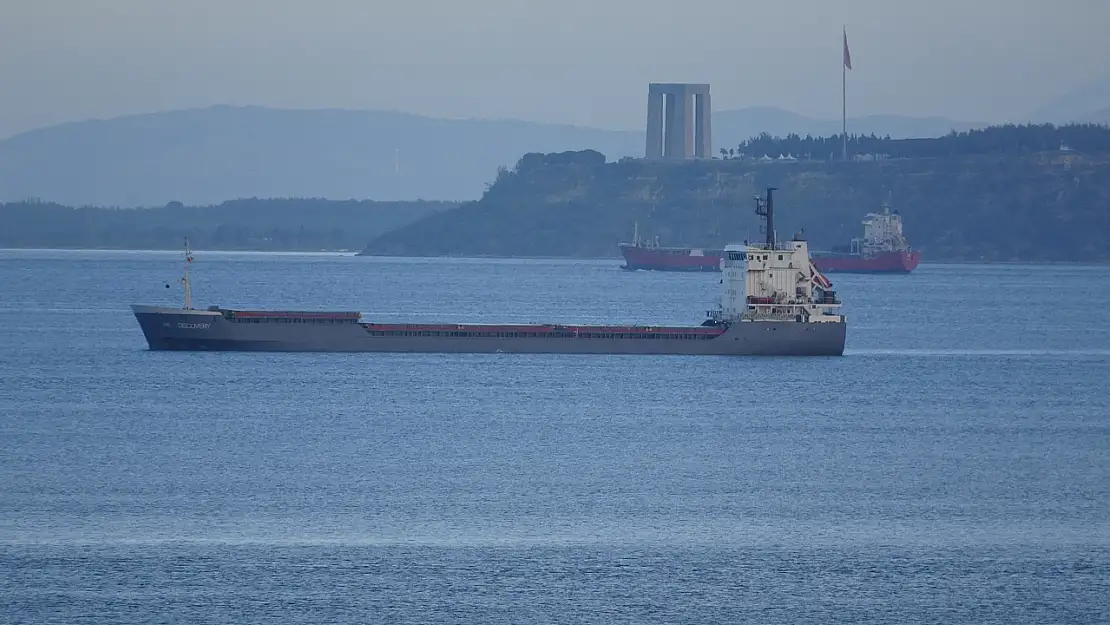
left=811, top=249, right=921, bottom=273
left=618, top=243, right=723, bottom=272
left=618, top=246, right=920, bottom=274
left=811, top=202, right=920, bottom=274
left=618, top=201, right=920, bottom=275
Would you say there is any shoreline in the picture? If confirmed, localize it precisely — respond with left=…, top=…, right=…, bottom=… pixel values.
left=2, top=246, right=1108, bottom=266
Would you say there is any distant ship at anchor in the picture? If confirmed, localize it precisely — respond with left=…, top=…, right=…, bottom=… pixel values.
left=810, top=202, right=921, bottom=273
left=618, top=223, right=723, bottom=272
left=618, top=201, right=920, bottom=274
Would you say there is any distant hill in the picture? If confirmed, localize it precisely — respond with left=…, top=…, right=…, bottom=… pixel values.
left=1081, top=107, right=1110, bottom=125
left=1028, top=76, right=1110, bottom=124
left=0, top=105, right=980, bottom=207
left=0, top=106, right=641, bottom=207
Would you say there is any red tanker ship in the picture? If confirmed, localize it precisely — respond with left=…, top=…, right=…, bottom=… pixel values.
left=809, top=202, right=921, bottom=274
left=618, top=202, right=920, bottom=274
left=618, top=223, right=724, bottom=272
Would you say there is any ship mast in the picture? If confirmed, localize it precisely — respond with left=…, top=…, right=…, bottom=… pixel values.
left=754, top=186, right=777, bottom=248
left=180, top=238, right=193, bottom=310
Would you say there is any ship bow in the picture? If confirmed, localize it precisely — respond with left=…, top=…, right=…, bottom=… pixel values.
left=131, top=305, right=222, bottom=350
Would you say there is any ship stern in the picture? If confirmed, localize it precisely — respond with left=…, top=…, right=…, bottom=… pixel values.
left=902, top=250, right=922, bottom=272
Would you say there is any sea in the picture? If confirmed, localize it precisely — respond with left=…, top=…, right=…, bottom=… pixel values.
left=1, top=249, right=1108, bottom=624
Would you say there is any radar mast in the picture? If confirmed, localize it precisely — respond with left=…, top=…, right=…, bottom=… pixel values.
left=754, top=187, right=778, bottom=248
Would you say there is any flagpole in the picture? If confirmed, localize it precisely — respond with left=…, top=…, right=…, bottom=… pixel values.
left=842, top=26, right=847, bottom=161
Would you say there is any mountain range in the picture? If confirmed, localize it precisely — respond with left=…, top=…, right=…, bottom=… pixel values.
left=1029, top=75, right=1110, bottom=125
left=0, top=77, right=1106, bottom=207
left=0, top=106, right=981, bottom=207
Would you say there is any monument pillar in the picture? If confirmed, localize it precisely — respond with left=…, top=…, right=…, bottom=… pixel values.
left=645, top=90, right=664, bottom=159
left=695, top=92, right=712, bottom=158
left=645, top=83, right=712, bottom=160
left=679, top=87, right=694, bottom=157
left=663, top=93, right=681, bottom=159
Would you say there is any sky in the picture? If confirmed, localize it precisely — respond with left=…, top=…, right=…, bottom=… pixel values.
left=1, top=0, right=1108, bottom=138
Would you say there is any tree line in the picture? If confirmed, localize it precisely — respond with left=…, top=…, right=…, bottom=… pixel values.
left=725, top=123, right=1110, bottom=161
left=0, top=198, right=455, bottom=251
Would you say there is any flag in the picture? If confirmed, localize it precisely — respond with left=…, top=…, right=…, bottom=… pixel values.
left=843, top=28, right=852, bottom=70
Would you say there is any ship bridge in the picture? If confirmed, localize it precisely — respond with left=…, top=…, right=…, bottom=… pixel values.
left=711, top=188, right=841, bottom=325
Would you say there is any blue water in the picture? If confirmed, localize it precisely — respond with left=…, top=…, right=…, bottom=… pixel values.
left=1, top=249, right=1108, bottom=623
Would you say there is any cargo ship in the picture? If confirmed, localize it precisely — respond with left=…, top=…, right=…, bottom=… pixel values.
left=617, top=201, right=919, bottom=274
left=619, top=224, right=723, bottom=272
left=132, top=188, right=845, bottom=356
left=810, top=202, right=921, bottom=273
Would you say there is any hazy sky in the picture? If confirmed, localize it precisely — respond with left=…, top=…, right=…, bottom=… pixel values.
left=1, top=0, right=1107, bottom=138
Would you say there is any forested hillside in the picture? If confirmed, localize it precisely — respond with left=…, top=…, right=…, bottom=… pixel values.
left=361, top=124, right=1110, bottom=263
left=0, top=198, right=454, bottom=251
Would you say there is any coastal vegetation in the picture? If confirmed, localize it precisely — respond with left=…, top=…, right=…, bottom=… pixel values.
left=729, top=122, right=1110, bottom=161
left=362, top=124, right=1110, bottom=263
left=0, top=198, right=454, bottom=251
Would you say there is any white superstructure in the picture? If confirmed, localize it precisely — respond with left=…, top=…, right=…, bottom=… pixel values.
left=852, top=202, right=910, bottom=256
left=708, top=189, right=843, bottom=325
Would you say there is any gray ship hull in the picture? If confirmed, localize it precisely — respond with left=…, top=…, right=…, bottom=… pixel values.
left=131, top=305, right=846, bottom=356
